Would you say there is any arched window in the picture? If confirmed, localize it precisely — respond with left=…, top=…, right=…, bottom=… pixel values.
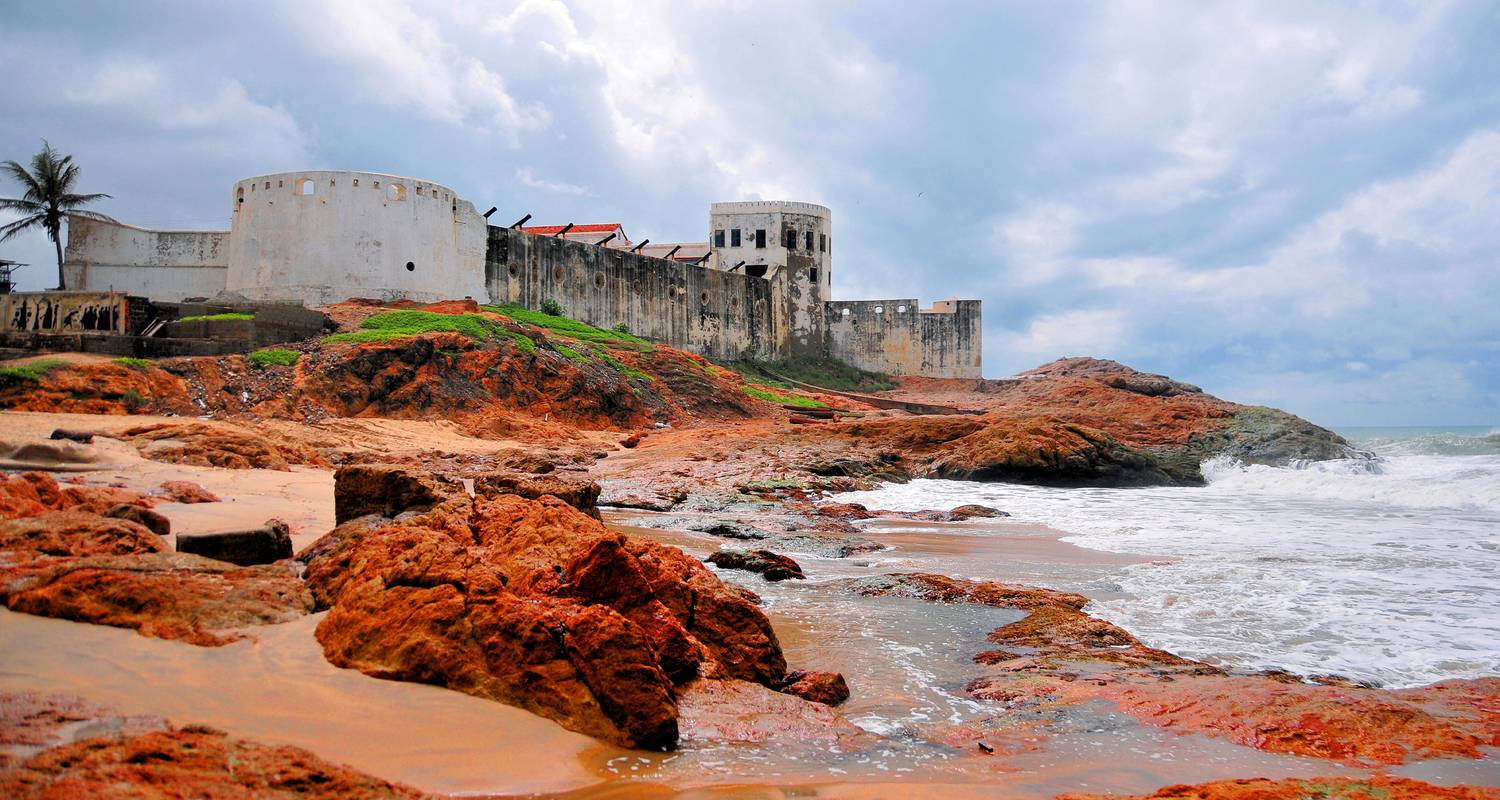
left=296, top=178, right=315, bottom=196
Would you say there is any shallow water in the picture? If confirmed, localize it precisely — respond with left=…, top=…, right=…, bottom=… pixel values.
left=834, top=426, right=1500, bottom=689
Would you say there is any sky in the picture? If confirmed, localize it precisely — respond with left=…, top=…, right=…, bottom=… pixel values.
left=1, top=1, right=1497, bottom=427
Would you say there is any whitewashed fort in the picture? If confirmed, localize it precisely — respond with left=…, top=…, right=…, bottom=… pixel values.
left=56, top=170, right=981, bottom=378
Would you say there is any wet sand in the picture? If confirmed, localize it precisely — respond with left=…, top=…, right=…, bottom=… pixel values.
left=0, top=609, right=611, bottom=796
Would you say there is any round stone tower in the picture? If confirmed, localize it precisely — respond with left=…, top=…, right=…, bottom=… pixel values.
left=224, top=170, right=488, bottom=305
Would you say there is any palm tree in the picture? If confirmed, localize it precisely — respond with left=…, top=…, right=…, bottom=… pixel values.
left=0, top=141, right=115, bottom=290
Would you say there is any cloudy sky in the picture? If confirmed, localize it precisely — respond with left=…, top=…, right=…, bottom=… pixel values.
left=2, top=1, right=1497, bottom=426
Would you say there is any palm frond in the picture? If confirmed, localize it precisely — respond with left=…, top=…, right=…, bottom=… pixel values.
left=1, top=160, right=43, bottom=200
left=0, top=214, right=46, bottom=242
left=58, top=192, right=112, bottom=207
left=0, top=197, right=45, bottom=214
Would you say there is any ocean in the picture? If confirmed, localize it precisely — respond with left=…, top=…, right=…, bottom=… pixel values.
left=833, top=426, right=1500, bottom=689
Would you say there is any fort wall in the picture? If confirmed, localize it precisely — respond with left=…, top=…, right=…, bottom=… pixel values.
left=825, top=298, right=982, bottom=378
left=225, top=170, right=488, bottom=305
left=63, top=218, right=228, bottom=302
left=486, top=226, right=776, bottom=361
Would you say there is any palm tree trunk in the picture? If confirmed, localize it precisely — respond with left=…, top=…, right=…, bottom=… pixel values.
left=53, top=229, right=65, bottom=291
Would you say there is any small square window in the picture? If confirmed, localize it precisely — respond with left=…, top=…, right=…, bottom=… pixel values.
left=819, top=233, right=826, bottom=252
left=731, top=229, right=741, bottom=247
left=714, top=229, right=725, bottom=247
left=755, top=229, right=766, bottom=248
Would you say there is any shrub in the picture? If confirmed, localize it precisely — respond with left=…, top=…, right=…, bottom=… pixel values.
left=121, top=389, right=147, bottom=412
left=246, top=348, right=300, bottom=368
left=178, top=312, right=254, bottom=323
left=113, top=357, right=153, bottom=370
left=540, top=297, right=565, bottom=317
left=612, top=322, right=631, bottom=335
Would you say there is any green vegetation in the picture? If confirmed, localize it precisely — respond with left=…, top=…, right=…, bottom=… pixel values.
left=611, top=322, right=631, bottom=335
left=554, top=345, right=589, bottom=363
left=113, top=357, right=152, bottom=370
left=749, top=354, right=895, bottom=392
left=178, top=312, right=254, bottom=323
left=246, top=348, right=300, bottom=368
left=539, top=297, right=565, bottom=317
left=742, top=384, right=828, bottom=409
left=483, top=303, right=653, bottom=351
left=0, top=357, right=69, bottom=383
left=593, top=347, right=653, bottom=382
left=121, top=388, right=146, bottom=412
left=324, top=310, right=536, bottom=354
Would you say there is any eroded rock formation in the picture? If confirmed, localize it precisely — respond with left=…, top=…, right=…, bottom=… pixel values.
left=302, top=465, right=789, bottom=749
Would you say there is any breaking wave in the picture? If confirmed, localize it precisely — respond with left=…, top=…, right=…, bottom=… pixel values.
left=834, top=426, right=1500, bottom=689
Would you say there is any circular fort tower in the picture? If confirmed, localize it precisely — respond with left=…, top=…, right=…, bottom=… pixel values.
left=224, top=170, right=488, bottom=305
left=708, top=201, right=832, bottom=354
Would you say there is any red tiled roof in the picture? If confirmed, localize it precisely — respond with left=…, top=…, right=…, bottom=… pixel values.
left=520, top=223, right=623, bottom=235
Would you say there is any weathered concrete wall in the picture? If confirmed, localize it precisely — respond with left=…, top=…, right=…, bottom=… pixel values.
left=63, top=218, right=228, bottom=302
left=824, top=298, right=982, bottom=378
left=709, top=201, right=831, bottom=356
left=486, top=226, right=776, bottom=361
left=919, top=299, right=982, bottom=379
left=225, top=170, right=488, bottom=305
left=1, top=291, right=131, bottom=334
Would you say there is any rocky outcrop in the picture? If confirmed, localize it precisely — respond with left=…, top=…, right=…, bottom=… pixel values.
left=0, top=473, right=155, bottom=521
left=845, top=572, right=1500, bottom=768
left=301, top=465, right=789, bottom=750
left=707, top=549, right=805, bottom=581
left=0, top=361, right=192, bottom=416
left=0, top=477, right=311, bottom=646
left=0, top=726, right=423, bottom=799
left=473, top=472, right=600, bottom=518
left=119, top=422, right=323, bottom=470
left=0, top=552, right=312, bottom=646
left=176, top=519, right=293, bottom=566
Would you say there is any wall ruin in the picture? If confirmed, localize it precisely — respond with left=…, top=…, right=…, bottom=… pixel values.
left=486, top=226, right=777, bottom=362
left=824, top=298, right=982, bottom=379
left=63, top=219, right=228, bottom=302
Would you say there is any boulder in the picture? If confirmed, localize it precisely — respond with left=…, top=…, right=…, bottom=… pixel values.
left=947, top=503, right=1005, bottom=520
left=105, top=503, right=170, bottom=536
left=48, top=429, right=94, bottom=444
left=332, top=464, right=464, bottom=524
left=780, top=670, right=850, bottom=706
left=176, top=519, right=292, bottom=566
left=154, top=480, right=220, bottom=504
left=707, top=549, right=805, bottom=581
left=474, top=472, right=601, bottom=518
left=300, top=465, right=790, bottom=749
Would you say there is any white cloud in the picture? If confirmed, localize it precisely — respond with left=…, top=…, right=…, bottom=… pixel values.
left=288, top=0, right=549, bottom=142
left=515, top=167, right=593, bottom=196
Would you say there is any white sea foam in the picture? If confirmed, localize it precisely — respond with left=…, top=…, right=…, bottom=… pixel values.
left=833, top=429, right=1500, bottom=689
